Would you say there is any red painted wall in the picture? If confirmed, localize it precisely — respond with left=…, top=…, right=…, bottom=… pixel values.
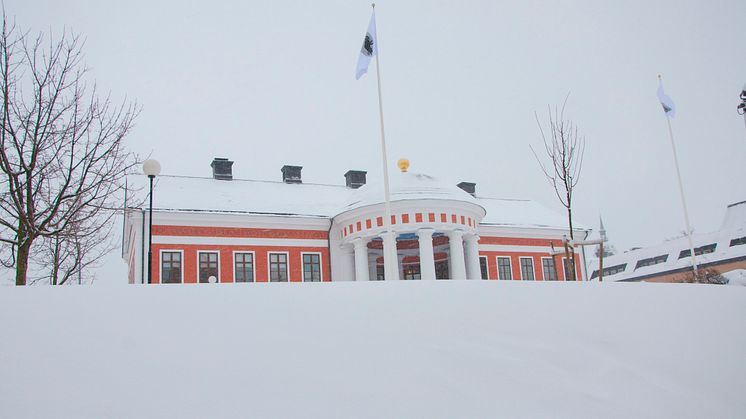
left=151, top=244, right=331, bottom=284
left=478, top=251, right=583, bottom=281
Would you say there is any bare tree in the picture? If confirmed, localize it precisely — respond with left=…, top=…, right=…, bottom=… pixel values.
left=531, top=94, right=585, bottom=280
left=27, top=211, right=116, bottom=285
left=0, top=13, right=137, bottom=285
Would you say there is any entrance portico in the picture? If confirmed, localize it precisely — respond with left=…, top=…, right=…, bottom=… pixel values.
left=331, top=169, right=486, bottom=281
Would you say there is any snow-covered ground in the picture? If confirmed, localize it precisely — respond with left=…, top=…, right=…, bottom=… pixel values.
left=1, top=281, right=744, bottom=418
left=723, top=269, right=746, bottom=286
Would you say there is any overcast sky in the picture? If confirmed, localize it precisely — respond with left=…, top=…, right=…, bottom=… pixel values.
left=6, top=0, right=746, bottom=282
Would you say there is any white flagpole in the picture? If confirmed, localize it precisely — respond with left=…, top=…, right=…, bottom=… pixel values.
left=372, top=3, right=399, bottom=281
left=660, top=75, right=698, bottom=276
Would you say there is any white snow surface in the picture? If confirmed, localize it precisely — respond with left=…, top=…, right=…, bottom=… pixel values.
left=723, top=269, right=746, bottom=286
left=478, top=196, right=588, bottom=230
left=1, top=281, right=744, bottom=418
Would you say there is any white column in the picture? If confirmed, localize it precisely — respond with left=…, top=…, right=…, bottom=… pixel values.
left=464, top=234, right=481, bottom=280
left=381, top=231, right=400, bottom=281
left=339, top=244, right=355, bottom=282
left=446, top=230, right=467, bottom=280
left=353, top=238, right=370, bottom=282
left=417, top=228, right=436, bottom=280
left=368, top=253, right=378, bottom=281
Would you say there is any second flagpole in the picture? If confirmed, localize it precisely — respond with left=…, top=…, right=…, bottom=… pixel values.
left=660, top=75, right=698, bottom=277
left=372, top=3, right=399, bottom=281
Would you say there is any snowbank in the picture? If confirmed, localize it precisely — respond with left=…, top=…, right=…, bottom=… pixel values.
left=723, top=269, right=746, bottom=286
left=0, top=281, right=744, bottom=418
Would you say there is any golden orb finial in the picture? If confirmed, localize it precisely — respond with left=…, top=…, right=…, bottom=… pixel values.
left=397, top=158, right=410, bottom=173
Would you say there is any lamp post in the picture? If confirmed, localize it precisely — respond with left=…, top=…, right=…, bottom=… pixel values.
left=738, top=83, right=746, bottom=133
left=143, top=159, right=161, bottom=284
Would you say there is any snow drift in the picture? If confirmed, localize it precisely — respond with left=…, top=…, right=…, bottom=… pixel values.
left=0, top=281, right=744, bottom=418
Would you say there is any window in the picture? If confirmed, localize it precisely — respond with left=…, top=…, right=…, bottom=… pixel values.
left=234, top=252, right=254, bottom=282
left=198, top=252, right=219, bottom=283
left=678, top=243, right=717, bottom=259
left=403, top=264, right=421, bottom=280
left=563, top=258, right=577, bottom=281
left=376, top=265, right=385, bottom=281
left=542, top=258, right=557, bottom=281
left=479, top=256, right=489, bottom=279
left=161, top=251, right=182, bottom=284
left=497, top=257, right=512, bottom=280
left=590, top=263, right=627, bottom=279
left=634, top=254, right=668, bottom=270
left=302, top=253, right=321, bottom=282
left=520, top=257, right=535, bottom=280
left=435, top=260, right=449, bottom=279
left=269, top=253, right=288, bottom=282
left=730, top=236, right=746, bottom=247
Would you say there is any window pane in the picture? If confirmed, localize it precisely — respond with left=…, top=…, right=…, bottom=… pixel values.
left=498, top=257, right=512, bottom=280
left=520, top=258, right=534, bottom=280
left=403, top=264, right=421, bottom=280
left=479, top=257, right=488, bottom=280
left=542, top=259, right=557, bottom=281
left=303, top=254, right=321, bottom=282
left=235, top=253, right=254, bottom=283
left=376, top=265, right=385, bottom=281
left=270, top=253, right=288, bottom=282
left=199, top=252, right=219, bottom=283
left=161, top=252, right=181, bottom=284
left=564, top=259, right=576, bottom=280
left=435, top=260, right=449, bottom=280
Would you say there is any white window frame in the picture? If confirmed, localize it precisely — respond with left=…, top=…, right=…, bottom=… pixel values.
left=232, top=250, right=256, bottom=283
left=300, top=252, right=323, bottom=282
left=496, top=256, right=513, bottom=280
left=519, top=257, right=535, bottom=280
left=541, top=257, right=558, bottom=281
left=159, top=249, right=184, bottom=284
left=197, top=250, right=220, bottom=284
left=268, top=251, right=290, bottom=282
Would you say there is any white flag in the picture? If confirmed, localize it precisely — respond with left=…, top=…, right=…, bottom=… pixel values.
left=355, top=11, right=377, bottom=80
left=657, top=78, right=676, bottom=118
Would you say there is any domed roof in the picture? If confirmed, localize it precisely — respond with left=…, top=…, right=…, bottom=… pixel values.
left=339, top=171, right=483, bottom=214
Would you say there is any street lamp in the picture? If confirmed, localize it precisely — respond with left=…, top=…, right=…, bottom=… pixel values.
left=143, top=159, right=161, bottom=284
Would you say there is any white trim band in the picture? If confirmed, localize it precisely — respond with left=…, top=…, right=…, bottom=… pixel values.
left=153, top=236, right=328, bottom=247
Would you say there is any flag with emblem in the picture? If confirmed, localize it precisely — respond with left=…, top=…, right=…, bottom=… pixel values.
left=355, top=11, right=378, bottom=80
left=656, top=78, right=676, bottom=118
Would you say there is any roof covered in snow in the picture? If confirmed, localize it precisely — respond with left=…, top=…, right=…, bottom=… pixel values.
left=341, top=171, right=482, bottom=212
left=128, top=175, right=350, bottom=218
left=127, top=172, right=586, bottom=232
left=478, top=197, right=587, bottom=230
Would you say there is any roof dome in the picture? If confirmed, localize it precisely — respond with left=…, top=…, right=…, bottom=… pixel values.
left=340, top=171, right=481, bottom=213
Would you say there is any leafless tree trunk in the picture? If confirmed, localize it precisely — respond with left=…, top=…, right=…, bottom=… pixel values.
left=0, top=12, right=138, bottom=285
left=531, top=94, right=585, bottom=280
left=28, top=211, right=117, bottom=285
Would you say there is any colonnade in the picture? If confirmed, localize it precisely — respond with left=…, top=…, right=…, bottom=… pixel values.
left=351, top=228, right=481, bottom=281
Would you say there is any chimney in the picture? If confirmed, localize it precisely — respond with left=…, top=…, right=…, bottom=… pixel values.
left=281, top=165, right=303, bottom=184
left=457, top=181, right=476, bottom=197
left=211, top=158, right=234, bottom=180
left=344, top=170, right=367, bottom=189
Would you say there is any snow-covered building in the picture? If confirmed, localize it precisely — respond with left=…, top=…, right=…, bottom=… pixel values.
left=122, top=158, right=589, bottom=284
left=589, top=200, right=746, bottom=282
